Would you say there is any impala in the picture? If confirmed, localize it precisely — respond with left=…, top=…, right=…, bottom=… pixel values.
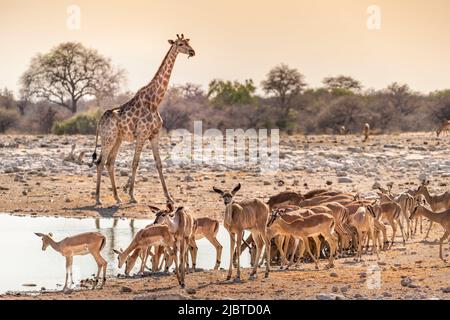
left=35, top=232, right=107, bottom=291
left=410, top=199, right=450, bottom=262
left=213, top=184, right=271, bottom=280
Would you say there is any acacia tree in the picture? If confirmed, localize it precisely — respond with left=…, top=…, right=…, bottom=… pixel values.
left=261, top=64, right=307, bottom=128
left=322, top=75, right=362, bottom=93
left=207, top=79, right=256, bottom=106
left=385, top=82, right=417, bottom=116
left=20, top=42, right=125, bottom=114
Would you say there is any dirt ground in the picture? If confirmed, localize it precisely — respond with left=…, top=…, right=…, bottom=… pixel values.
left=0, top=132, right=449, bottom=300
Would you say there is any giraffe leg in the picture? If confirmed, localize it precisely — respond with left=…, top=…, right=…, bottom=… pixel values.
left=106, top=139, right=122, bottom=204
left=151, top=137, right=174, bottom=206
left=95, top=154, right=106, bottom=206
left=128, top=139, right=145, bottom=204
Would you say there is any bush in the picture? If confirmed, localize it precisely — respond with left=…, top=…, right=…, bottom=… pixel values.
left=52, top=108, right=103, bottom=135
left=0, top=108, right=19, bottom=133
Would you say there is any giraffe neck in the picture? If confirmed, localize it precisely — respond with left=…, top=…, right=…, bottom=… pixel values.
left=141, top=45, right=178, bottom=110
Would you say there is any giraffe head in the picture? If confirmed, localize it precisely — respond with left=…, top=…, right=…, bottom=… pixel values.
left=168, top=34, right=195, bottom=58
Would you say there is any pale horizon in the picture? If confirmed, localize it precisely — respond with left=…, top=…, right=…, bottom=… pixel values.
left=1, top=0, right=450, bottom=97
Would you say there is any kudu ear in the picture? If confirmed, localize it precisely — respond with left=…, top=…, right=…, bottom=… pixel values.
left=35, top=233, right=44, bottom=238
left=231, top=183, right=241, bottom=196
left=212, top=187, right=224, bottom=195
left=148, top=205, right=161, bottom=213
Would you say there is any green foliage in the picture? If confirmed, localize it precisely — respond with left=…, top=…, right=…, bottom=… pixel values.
left=207, top=79, right=256, bottom=106
left=330, top=88, right=355, bottom=96
left=0, top=108, right=19, bottom=133
left=52, top=108, right=103, bottom=135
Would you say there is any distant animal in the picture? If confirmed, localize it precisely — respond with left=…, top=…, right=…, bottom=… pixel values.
left=339, top=126, right=349, bottom=135
left=436, top=120, right=450, bottom=137
left=35, top=232, right=107, bottom=291
left=363, top=123, right=370, bottom=142
left=63, top=144, right=85, bottom=165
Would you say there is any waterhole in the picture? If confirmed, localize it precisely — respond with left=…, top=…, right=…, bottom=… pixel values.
left=0, top=214, right=251, bottom=293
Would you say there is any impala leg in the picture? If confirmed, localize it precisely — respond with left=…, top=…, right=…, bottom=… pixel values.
left=420, top=216, right=423, bottom=234
left=63, top=256, right=72, bottom=291
left=370, top=229, right=379, bottom=260
left=312, top=236, right=321, bottom=260
left=293, top=238, right=304, bottom=268
left=235, top=231, right=244, bottom=280
left=439, top=231, right=449, bottom=262
left=287, top=238, right=299, bottom=269
left=303, top=236, right=319, bottom=269
left=425, top=221, right=433, bottom=239
left=140, top=249, right=149, bottom=274
left=390, top=220, right=396, bottom=249
left=151, top=137, right=174, bottom=205
left=250, top=234, right=264, bottom=278
left=275, top=236, right=287, bottom=267
left=227, top=233, right=235, bottom=280
left=190, top=239, right=198, bottom=272
left=324, top=236, right=336, bottom=268
left=398, top=219, right=406, bottom=245
left=172, top=243, right=181, bottom=285
left=207, top=235, right=222, bottom=270
left=179, top=239, right=187, bottom=288
left=91, top=250, right=107, bottom=289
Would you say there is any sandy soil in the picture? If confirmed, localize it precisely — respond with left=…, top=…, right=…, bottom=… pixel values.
left=0, top=132, right=449, bottom=300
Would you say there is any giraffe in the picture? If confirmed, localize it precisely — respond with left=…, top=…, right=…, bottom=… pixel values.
left=90, top=34, right=195, bottom=206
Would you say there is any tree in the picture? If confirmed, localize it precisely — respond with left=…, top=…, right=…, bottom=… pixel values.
left=20, top=42, right=125, bottom=114
left=178, top=83, right=204, bottom=100
left=322, top=75, right=362, bottom=93
left=317, top=95, right=367, bottom=132
left=261, top=64, right=307, bottom=128
left=207, top=79, right=256, bottom=106
left=0, top=88, right=15, bottom=110
left=385, top=82, right=416, bottom=116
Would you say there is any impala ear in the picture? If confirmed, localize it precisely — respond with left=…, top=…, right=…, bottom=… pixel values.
left=113, top=249, right=121, bottom=255
left=35, top=233, right=44, bottom=238
left=231, top=183, right=241, bottom=196
left=213, top=187, right=224, bottom=195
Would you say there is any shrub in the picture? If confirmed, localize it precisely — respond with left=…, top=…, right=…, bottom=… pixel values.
left=52, top=108, right=103, bottom=135
left=0, top=108, right=19, bottom=133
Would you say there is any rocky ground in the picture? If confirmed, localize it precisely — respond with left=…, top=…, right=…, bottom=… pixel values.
left=0, top=132, right=449, bottom=300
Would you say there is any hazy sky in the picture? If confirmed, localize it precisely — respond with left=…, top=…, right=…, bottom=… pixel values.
left=1, top=0, right=450, bottom=96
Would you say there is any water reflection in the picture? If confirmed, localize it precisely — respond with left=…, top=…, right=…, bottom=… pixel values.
left=0, top=214, right=250, bottom=293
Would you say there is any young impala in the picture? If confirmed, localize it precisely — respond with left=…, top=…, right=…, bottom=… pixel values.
left=35, top=232, right=107, bottom=291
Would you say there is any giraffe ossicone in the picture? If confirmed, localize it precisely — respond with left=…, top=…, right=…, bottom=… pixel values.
left=90, top=35, right=195, bottom=207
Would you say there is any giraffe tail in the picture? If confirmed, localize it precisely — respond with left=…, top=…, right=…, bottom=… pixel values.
left=89, top=119, right=101, bottom=168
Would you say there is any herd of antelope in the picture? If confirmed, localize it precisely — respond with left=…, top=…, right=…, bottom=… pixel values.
left=35, top=180, right=449, bottom=292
